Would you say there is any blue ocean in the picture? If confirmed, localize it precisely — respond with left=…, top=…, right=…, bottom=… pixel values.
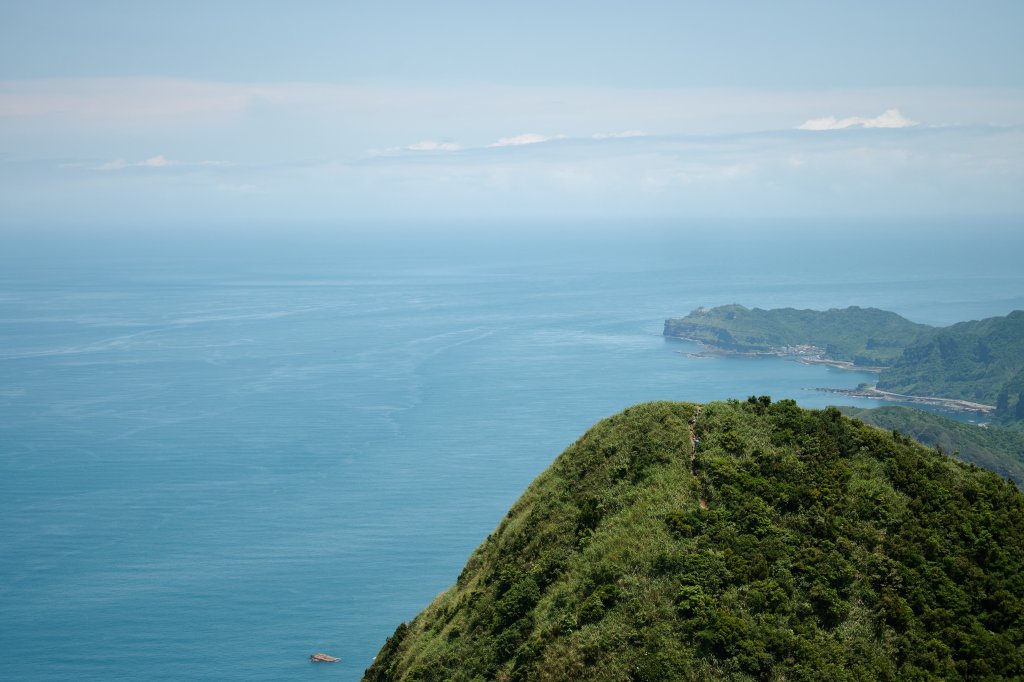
left=2, top=224, right=1022, bottom=680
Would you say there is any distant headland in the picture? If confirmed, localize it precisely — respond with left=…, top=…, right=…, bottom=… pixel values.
left=664, top=305, right=1024, bottom=426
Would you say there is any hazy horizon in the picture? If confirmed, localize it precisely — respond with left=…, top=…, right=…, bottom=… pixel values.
left=3, top=1, right=1023, bottom=229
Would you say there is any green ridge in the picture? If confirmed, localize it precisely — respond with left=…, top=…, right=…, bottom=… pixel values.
left=664, top=306, right=1024, bottom=423
left=365, top=400, right=1024, bottom=681
left=877, top=311, right=1024, bottom=419
left=840, top=406, right=1024, bottom=485
left=663, top=305, right=930, bottom=366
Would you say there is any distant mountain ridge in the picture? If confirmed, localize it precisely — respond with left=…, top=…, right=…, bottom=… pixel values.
left=878, top=311, right=1024, bottom=414
left=665, top=305, right=1024, bottom=424
left=663, top=304, right=930, bottom=366
left=364, top=401, right=1024, bottom=681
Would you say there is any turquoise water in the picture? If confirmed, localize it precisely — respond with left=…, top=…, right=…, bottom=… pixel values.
left=2, top=225, right=1022, bottom=680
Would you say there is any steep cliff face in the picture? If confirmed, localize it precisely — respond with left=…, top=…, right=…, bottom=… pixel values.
left=365, top=400, right=1024, bottom=681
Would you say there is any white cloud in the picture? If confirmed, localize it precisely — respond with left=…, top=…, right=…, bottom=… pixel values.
left=592, top=130, right=647, bottom=139
left=798, top=108, right=918, bottom=131
left=94, top=159, right=129, bottom=171
left=86, top=155, right=231, bottom=171
left=92, top=155, right=174, bottom=170
left=487, top=133, right=564, bottom=147
left=864, top=109, right=920, bottom=128
left=22, top=124, right=1024, bottom=223
left=335, top=126, right=1023, bottom=218
left=137, top=154, right=175, bottom=167
left=406, top=140, right=462, bottom=151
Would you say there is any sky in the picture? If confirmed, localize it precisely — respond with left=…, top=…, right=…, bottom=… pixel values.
left=1, top=1, right=1023, bottom=229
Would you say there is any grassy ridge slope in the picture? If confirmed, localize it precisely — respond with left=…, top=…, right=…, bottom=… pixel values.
left=840, top=406, right=1024, bottom=485
left=365, top=400, right=1024, bottom=681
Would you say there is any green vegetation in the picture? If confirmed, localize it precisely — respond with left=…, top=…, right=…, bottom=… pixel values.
left=365, top=400, right=1024, bottom=681
left=840, top=406, right=1024, bottom=485
left=877, top=311, right=1024, bottom=422
left=663, top=305, right=930, bottom=366
left=665, top=306, right=1024, bottom=424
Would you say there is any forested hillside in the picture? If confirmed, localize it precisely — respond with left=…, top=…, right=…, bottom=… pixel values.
left=663, top=305, right=930, bottom=365
left=665, top=306, right=1024, bottom=424
left=365, top=400, right=1024, bottom=681
left=841, top=406, right=1024, bottom=485
left=877, top=311, right=1024, bottom=423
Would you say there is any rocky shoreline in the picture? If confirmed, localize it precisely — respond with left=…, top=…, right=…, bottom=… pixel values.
left=816, top=385, right=996, bottom=415
left=671, top=335, right=997, bottom=416
left=672, top=337, right=886, bottom=373
left=670, top=337, right=995, bottom=416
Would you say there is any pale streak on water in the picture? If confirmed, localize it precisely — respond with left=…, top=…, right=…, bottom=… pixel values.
left=1, top=228, right=1022, bottom=680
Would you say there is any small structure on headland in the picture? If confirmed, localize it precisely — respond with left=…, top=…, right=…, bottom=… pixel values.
left=310, top=652, right=340, bottom=663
